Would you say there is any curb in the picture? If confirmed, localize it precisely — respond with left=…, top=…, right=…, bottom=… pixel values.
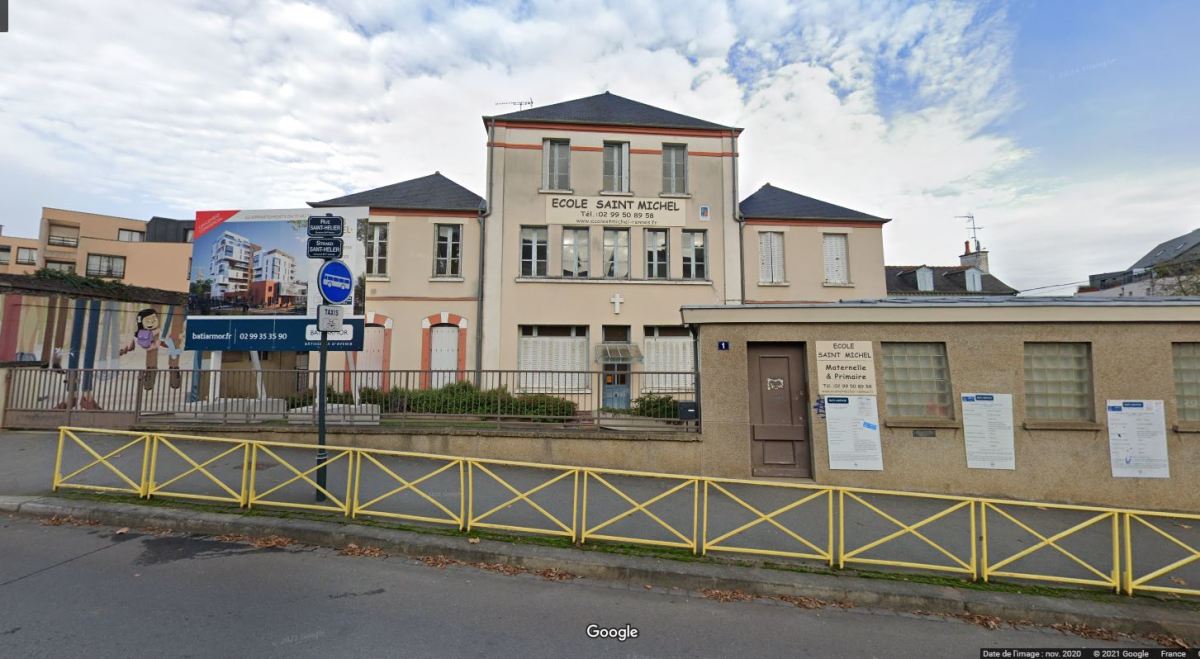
left=4, top=495, right=1197, bottom=643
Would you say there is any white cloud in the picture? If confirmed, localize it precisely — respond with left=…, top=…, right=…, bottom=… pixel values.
left=0, top=0, right=1190, bottom=292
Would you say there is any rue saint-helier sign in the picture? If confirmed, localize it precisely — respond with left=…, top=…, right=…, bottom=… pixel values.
left=545, top=195, right=687, bottom=226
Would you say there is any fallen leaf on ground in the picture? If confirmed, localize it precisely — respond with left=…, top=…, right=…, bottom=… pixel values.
left=701, top=588, right=755, bottom=603
left=1049, top=622, right=1121, bottom=642
left=472, top=561, right=523, bottom=576
left=535, top=568, right=576, bottom=581
left=250, top=535, right=293, bottom=549
left=775, top=595, right=827, bottom=609
left=468, top=537, right=480, bottom=544
left=339, top=544, right=387, bottom=558
left=419, top=555, right=461, bottom=569
left=115, top=527, right=129, bottom=535
left=42, top=515, right=100, bottom=527
left=1169, top=577, right=1187, bottom=586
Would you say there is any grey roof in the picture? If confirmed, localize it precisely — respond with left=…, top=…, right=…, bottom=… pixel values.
left=738, top=184, right=888, bottom=222
left=683, top=296, right=1200, bottom=310
left=485, top=92, right=735, bottom=132
left=310, top=172, right=484, bottom=212
left=885, top=265, right=1018, bottom=296
left=1129, top=227, right=1200, bottom=270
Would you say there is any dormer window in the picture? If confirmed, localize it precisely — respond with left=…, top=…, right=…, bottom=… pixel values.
left=916, top=266, right=934, bottom=292
left=965, top=267, right=983, bottom=292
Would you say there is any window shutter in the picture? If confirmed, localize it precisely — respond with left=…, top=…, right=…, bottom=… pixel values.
left=644, top=337, right=695, bottom=392
left=541, top=140, right=550, bottom=189
left=621, top=142, right=630, bottom=192
left=823, top=234, right=848, bottom=283
left=758, top=233, right=772, bottom=282
left=771, top=233, right=785, bottom=282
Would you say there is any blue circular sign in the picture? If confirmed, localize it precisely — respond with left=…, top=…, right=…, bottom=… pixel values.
left=317, top=259, right=354, bottom=305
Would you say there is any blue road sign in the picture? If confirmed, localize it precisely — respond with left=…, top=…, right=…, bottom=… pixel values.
left=307, top=215, right=344, bottom=237
left=318, top=259, right=354, bottom=305
left=307, top=237, right=343, bottom=259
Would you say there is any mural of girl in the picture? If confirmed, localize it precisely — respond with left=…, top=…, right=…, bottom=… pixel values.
left=120, top=308, right=183, bottom=390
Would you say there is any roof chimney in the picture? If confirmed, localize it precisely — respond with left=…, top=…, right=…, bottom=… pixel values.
left=960, top=241, right=989, bottom=273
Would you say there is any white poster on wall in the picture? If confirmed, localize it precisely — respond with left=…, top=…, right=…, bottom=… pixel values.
left=961, top=393, right=1015, bottom=470
left=1107, top=400, right=1169, bottom=478
left=825, top=395, right=884, bottom=471
left=815, top=341, right=877, bottom=395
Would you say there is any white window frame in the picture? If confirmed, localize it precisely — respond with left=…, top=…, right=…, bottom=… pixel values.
left=662, top=144, right=687, bottom=194
left=823, top=233, right=850, bottom=284
left=542, top=139, right=571, bottom=191
left=365, top=223, right=388, bottom=277
left=15, top=247, right=37, bottom=265
left=645, top=228, right=668, bottom=279
left=561, top=227, right=589, bottom=278
left=965, top=267, right=982, bottom=292
left=520, top=226, right=548, bottom=277
left=117, top=229, right=144, bottom=242
left=1023, top=342, right=1094, bottom=421
left=682, top=230, right=706, bottom=280
left=882, top=342, right=953, bottom=419
left=758, top=231, right=785, bottom=284
left=46, top=261, right=75, bottom=273
left=916, top=267, right=934, bottom=292
left=603, top=141, right=630, bottom=193
left=433, top=223, right=462, bottom=278
left=603, top=228, right=629, bottom=279
left=0, top=246, right=11, bottom=265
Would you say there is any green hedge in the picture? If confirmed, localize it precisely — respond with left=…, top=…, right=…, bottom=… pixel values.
left=310, top=381, right=577, bottom=421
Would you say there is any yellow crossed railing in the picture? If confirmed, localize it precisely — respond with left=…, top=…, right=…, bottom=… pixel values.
left=1124, top=510, right=1200, bottom=597
left=981, top=500, right=1119, bottom=592
left=467, top=459, right=578, bottom=539
left=147, top=435, right=250, bottom=505
left=702, top=479, right=834, bottom=564
left=248, top=443, right=355, bottom=515
left=353, top=450, right=464, bottom=528
left=581, top=469, right=699, bottom=552
left=840, top=489, right=976, bottom=576
left=53, top=428, right=151, bottom=496
left=48, top=427, right=1200, bottom=600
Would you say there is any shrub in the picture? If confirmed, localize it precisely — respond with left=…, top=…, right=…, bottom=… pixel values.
left=285, top=388, right=356, bottom=408
left=632, top=394, right=677, bottom=419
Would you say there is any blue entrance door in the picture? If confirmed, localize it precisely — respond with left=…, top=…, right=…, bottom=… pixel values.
left=603, top=363, right=631, bottom=409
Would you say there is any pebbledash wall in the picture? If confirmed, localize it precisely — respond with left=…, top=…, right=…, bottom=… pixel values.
left=681, top=299, right=1200, bottom=512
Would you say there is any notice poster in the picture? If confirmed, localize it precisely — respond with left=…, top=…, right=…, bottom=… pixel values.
left=1107, top=400, right=1169, bottom=478
left=825, top=396, right=884, bottom=471
left=815, top=341, right=877, bottom=395
left=960, top=394, right=1015, bottom=470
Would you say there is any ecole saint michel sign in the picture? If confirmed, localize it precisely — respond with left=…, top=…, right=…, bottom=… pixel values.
left=545, top=195, right=687, bottom=227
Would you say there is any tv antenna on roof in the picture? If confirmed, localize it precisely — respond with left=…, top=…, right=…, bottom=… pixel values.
left=495, top=98, right=533, bottom=110
left=956, top=213, right=984, bottom=252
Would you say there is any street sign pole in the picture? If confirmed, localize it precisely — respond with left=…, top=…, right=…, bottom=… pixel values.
left=315, top=328, right=328, bottom=502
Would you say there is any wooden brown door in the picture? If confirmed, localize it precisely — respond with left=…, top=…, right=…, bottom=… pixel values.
left=748, top=343, right=811, bottom=478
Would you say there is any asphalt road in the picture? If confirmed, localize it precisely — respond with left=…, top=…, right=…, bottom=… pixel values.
left=0, top=514, right=1156, bottom=659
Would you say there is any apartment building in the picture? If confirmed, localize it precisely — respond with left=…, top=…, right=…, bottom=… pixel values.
left=0, top=232, right=41, bottom=275
left=313, top=92, right=891, bottom=401
left=208, top=231, right=254, bottom=299
left=38, top=208, right=193, bottom=291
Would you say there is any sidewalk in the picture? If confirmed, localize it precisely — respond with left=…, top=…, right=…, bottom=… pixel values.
left=6, top=428, right=1200, bottom=642
left=2, top=493, right=1197, bottom=645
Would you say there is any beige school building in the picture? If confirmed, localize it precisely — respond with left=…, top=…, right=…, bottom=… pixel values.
left=313, top=92, right=890, bottom=404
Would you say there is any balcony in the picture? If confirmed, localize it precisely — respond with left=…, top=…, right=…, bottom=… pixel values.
left=86, top=268, right=125, bottom=279
left=47, top=234, right=79, bottom=248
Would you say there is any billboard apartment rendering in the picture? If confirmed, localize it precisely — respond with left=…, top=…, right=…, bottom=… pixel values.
left=311, top=92, right=892, bottom=389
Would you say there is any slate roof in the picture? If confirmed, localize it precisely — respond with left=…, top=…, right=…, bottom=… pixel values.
left=738, top=184, right=888, bottom=222
left=485, top=92, right=735, bottom=132
left=1129, top=227, right=1200, bottom=270
left=309, top=172, right=484, bottom=212
left=885, top=265, right=1018, bottom=296
left=0, top=272, right=186, bottom=305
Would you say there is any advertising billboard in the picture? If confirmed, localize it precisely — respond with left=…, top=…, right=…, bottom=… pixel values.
left=184, top=207, right=368, bottom=351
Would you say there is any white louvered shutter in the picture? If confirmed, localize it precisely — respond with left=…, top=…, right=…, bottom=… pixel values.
left=519, top=336, right=588, bottom=391
left=541, top=140, right=551, bottom=189
left=823, top=233, right=848, bottom=284
left=621, top=142, right=630, bottom=192
left=758, top=233, right=772, bottom=283
left=644, top=338, right=695, bottom=392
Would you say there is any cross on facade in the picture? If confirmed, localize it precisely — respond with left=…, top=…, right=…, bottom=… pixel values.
left=610, top=293, right=624, bottom=314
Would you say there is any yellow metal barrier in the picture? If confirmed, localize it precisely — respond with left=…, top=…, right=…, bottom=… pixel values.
left=247, top=443, right=355, bottom=516
left=147, top=434, right=250, bottom=505
left=581, top=469, right=699, bottom=552
left=840, top=488, right=976, bottom=577
left=702, top=479, right=834, bottom=564
left=1124, top=510, right=1200, bottom=597
left=47, top=427, right=1200, bottom=599
left=353, top=450, right=464, bottom=528
left=467, top=459, right=578, bottom=539
left=52, top=427, right=151, bottom=497
left=981, top=500, right=1120, bottom=592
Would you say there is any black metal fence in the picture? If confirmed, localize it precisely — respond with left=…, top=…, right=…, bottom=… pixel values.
left=5, top=367, right=698, bottom=431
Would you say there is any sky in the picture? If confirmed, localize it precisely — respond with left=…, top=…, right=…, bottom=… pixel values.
left=0, top=0, right=1197, bottom=293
